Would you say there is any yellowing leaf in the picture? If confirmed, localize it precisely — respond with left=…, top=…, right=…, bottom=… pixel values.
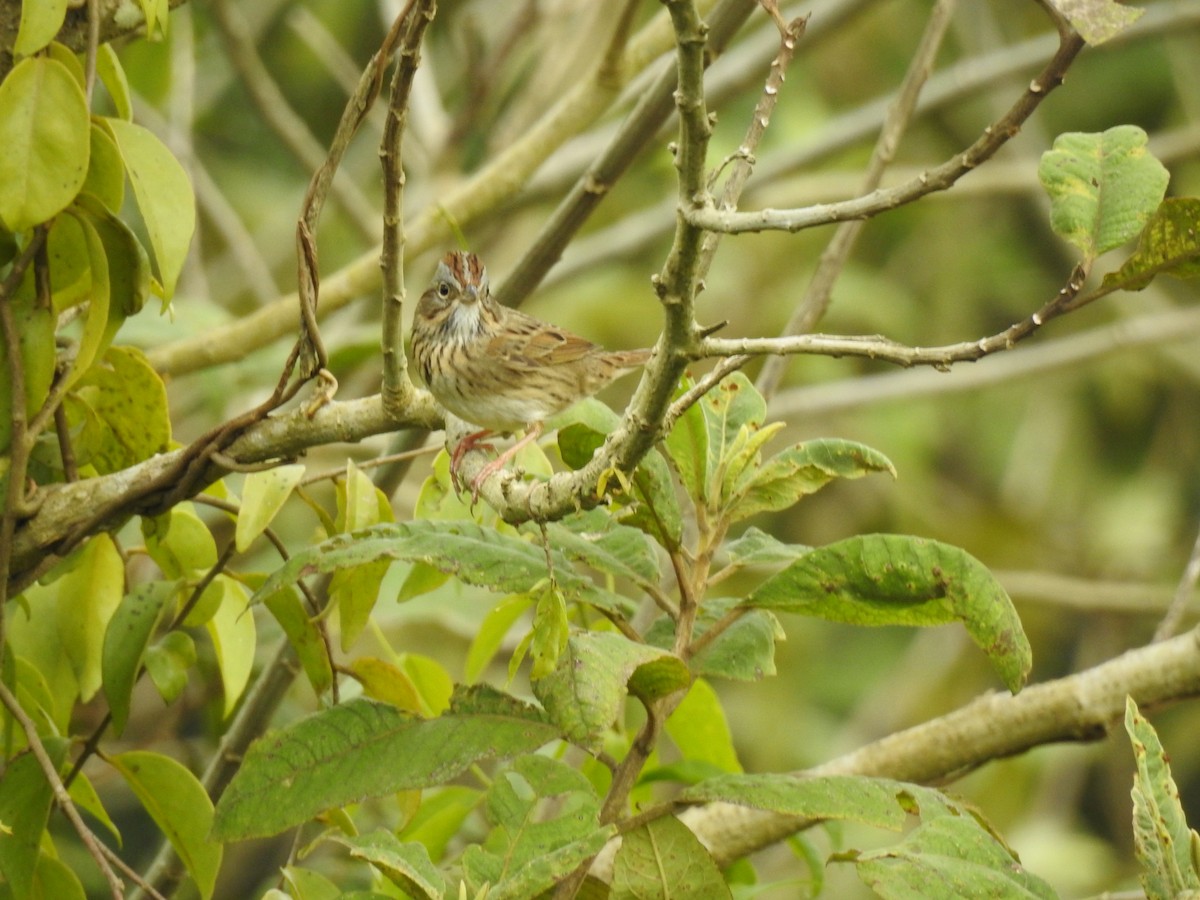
left=56, top=535, right=124, bottom=702
left=205, top=576, right=256, bottom=717
left=0, top=56, right=89, bottom=230
left=236, top=464, right=306, bottom=552
left=104, top=118, right=195, bottom=298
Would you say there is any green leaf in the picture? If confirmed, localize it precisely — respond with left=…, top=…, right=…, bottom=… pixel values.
left=463, top=755, right=612, bottom=900
left=466, top=594, right=534, bottom=683
left=397, top=786, right=481, bottom=863
left=254, top=520, right=597, bottom=608
left=0, top=55, right=90, bottom=231
left=1038, top=126, right=1170, bottom=259
left=665, top=678, right=742, bottom=774
left=612, top=815, right=731, bottom=900
left=731, top=438, right=896, bottom=523
left=699, top=373, right=767, bottom=504
left=143, top=503, right=218, bottom=578
left=681, top=774, right=945, bottom=830
left=211, top=697, right=559, bottom=841
left=336, top=459, right=392, bottom=532
left=0, top=740, right=68, bottom=898
left=646, top=597, right=781, bottom=682
left=67, top=769, right=122, bottom=845
left=29, top=853, right=87, bottom=900
left=745, top=534, right=1031, bottom=693
left=853, top=813, right=1056, bottom=899
left=72, top=346, right=169, bottom=474
left=236, top=464, right=306, bottom=552
left=281, top=866, right=341, bottom=900
left=1047, top=0, right=1144, bottom=45
left=83, top=123, right=127, bottom=214
left=541, top=508, right=660, bottom=585
left=38, top=211, right=91, bottom=311
left=724, top=527, right=810, bottom=567
left=56, top=534, right=124, bottom=702
left=331, top=559, right=390, bottom=651
left=78, top=195, right=152, bottom=320
left=102, top=579, right=175, bottom=734
left=96, top=43, right=132, bottom=121
left=108, top=751, right=223, bottom=900
left=143, top=630, right=195, bottom=704
left=1126, top=696, right=1200, bottom=897
left=263, top=587, right=332, bottom=698
left=61, top=211, right=112, bottom=390
left=348, top=656, right=426, bottom=715
left=326, top=831, right=447, bottom=899
left=0, top=281, right=55, bottom=456
left=14, top=0, right=68, bottom=55
left=530, top=585, right=570, bottom=679
left=104, top=117, right=195, bottom=298
left=205, top=576, right=255, bottom=718
left=533, top=632, right=686, bottom=751
left=664, top=376, right=709, bottom=501
left=1102, top=197, right=1200, bottom=292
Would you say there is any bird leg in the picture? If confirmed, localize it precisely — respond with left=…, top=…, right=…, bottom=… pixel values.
left=469, top=421, right=544, bottom=503
left=449, top=428, right=495, bottom=492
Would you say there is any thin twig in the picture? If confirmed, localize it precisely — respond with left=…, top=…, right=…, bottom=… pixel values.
left=755, top=0, right=957, bottom=401
left=208, top=0, right=379, bottom=243
left=685, top=25, right=1085, bottom=235
left=1153, top=520, right=1200, bottom=641
left=381, top=0, right=437, bottom=414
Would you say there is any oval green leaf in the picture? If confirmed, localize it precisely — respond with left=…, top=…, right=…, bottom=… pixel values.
left=102, top=579, right=175, bottom=734
left=0, top=56, right=90, bottom=231
left=744, top=534, right=1031, bottom=693
left=1038, top=125, right=1169, bottom=259
left=108, top=751, right=223, bottom=900
left=236, top=464, right=306, bottom=552
left=104, top=117, right=195, bottom=298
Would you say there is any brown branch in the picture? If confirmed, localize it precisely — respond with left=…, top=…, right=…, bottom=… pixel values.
left=684, top=22, right=1086, bottom=235
left=755, top=0, right=956, bottom=400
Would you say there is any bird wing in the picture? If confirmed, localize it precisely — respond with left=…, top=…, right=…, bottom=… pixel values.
left=487, top=308, right=599, bottom=368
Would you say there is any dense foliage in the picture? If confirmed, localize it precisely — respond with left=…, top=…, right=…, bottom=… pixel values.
left=2, top=1, right=1200, bottom=898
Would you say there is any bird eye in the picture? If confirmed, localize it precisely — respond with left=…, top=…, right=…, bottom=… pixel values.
left=437, top=282, right=451, bottom=299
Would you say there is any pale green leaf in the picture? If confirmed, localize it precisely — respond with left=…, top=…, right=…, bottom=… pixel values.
left=56, top=534, right=124, bottom=702
left=0, top=740, right=68, bottom=897
left=204, top=575, right=255, bottom=717
left=14, top=0, right=69, bottom=55
left=72, top=346, right=169, bottom=474
left=533, top=632, right=685, bottom=751
left=0, top=56, right=89, bottom=230
left=1047, top=0, right=1144, bottom=44
left=108, top=751, right=223, bottom=900
left=745, top=534, right=1031, bottom=693
left=466, top=593, right=533, bottom=683
left=724, top=527, right=809, bottom=567
left=67, top=769, right=122, bottom=845
left=1126, top=696, right=1200, bottom=898
left=96, top=43, right=132, bottom=120
left=142, top=503, right=218, bottom=578
left=30, top=853, right=87, bottom=900
left=854, top=814, right=1056, bottom=899
left=1038, top=126, right=1169, bottom=259
left=331, top=559, right=389, bottom=651
left=731, top=438, right=896, bottom=523
left=348, top=656, right=426, bottom=715
left=104, top=117, right=195, bottom=298
left=463, top=754, right=610, bottom=900
left=61, top=210, right=112, bottom=391
left=212, top=697, right=559, bottom=841
left=281, top=866, right=340, bottom=900
left=397, top=786, right=481, bottom=863
left=102, top=579, right=175, bottom=734
left=143, top=630, right=195, bottom=704
left=541, top=508, right=660, bottom=585
left=237, top=468, right=307, bottom=554
left=263, top=587, right=332, bottom=698
left=84, top=122, right=126, bottom=213
left=0, top=282, right=55, bottom=456
left=665, top=678, right=742, bottom=774
left=326, top=831, right=447, bottom=899
left=611, top=815, right=731, bottom=900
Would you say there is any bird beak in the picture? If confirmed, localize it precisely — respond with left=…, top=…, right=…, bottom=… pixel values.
left=464, top=285, right=479, bottom=303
